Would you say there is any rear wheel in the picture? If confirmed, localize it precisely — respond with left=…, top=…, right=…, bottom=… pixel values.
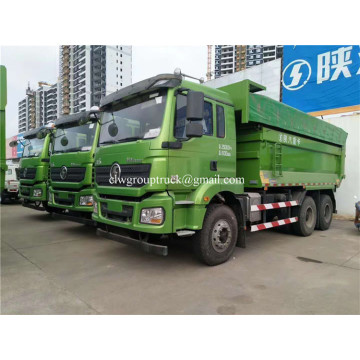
left=292, top=196, right=317, bottom=236
left=317, top=194, right=333, bottom=230
left=193, top=204, right=238, bottom=266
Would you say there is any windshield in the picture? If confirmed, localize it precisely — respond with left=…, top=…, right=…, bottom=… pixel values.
left=53, top=122, right=97, bottom=154
left=99, top=90, right=167, bottom=145
left=22, top=137, right=45, bottom=158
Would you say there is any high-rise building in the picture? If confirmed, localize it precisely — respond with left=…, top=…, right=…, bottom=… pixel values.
left=18, top=86, right=35, bottom=133
left=59, top=45, right=132, bottom=114
left=18, top=82, right=60, bottom=133
left=213, top=45, right=283, bottom=79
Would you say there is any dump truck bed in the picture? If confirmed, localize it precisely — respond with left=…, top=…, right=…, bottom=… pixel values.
left=219, top=80, right=347, bottom=189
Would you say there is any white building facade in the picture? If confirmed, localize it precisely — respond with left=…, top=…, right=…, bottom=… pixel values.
left=60, top=45, right=132, bottom=114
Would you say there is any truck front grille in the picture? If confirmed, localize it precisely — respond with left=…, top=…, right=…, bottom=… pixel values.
left=51, top=167, right=86, bottom=182
left=19, top=168, right=36, bottom=180
left=95, top=164, right=151, bottom=188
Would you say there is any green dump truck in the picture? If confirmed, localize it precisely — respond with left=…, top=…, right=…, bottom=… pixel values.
left=0, top=66, right=7, bottom=203
left=14, top=126, right=54, bottom=211
left=48, top=109, right=100, bottom=225
left=92, top=73, right=347, bottom=265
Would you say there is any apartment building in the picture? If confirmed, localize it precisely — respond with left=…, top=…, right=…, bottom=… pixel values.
left=214, top=45, right=283, bottom=78
left=18, top=82, right=60, bottom=133
left=60, top=45, right=132, bottom=114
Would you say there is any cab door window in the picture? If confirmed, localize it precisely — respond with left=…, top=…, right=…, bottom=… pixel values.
left=216, top=105, right=225, bottom=138
left=174, top=94, right=213, bottom=138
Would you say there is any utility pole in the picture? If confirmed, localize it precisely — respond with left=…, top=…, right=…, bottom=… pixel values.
left=0, top=65, right=7, bottom=202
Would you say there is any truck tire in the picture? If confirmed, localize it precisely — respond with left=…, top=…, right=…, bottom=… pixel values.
left=292, top=196, right=317, bottom=236
left=193, top=204, right=238, bottom=266
left=318, top=194, right=333, bottom=231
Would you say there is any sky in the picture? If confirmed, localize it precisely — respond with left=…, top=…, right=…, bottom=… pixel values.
left=0, top=46, right=207, bottom=137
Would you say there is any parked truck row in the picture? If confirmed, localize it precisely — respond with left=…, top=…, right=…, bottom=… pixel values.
left=12, top=72, right=347, bottom=265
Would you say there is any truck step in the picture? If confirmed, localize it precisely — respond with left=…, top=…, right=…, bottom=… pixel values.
left=176, top=230, right=195, bottom=237
left=251, top=200, right=298, bottom=211
left=251, top=217, right=298, bottom=232
left=175, top=200, right=195, bottom=205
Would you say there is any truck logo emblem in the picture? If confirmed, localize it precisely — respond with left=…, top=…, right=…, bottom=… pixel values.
left=23, top=168, right=28, bottom=177
left=109, top=163, right=121, bottom=184
left=282, top=59, right=312, bottom=91
left=60, top=166, right=68, bottom=180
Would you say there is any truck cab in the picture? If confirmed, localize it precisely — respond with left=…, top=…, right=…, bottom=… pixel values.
left=15, top=126, right=54, bottom=211
left=93, top=74, right=242, bottom=257
left=48, top=109, right=100, bottom=225
left=2, top=163, right=20, bottom=201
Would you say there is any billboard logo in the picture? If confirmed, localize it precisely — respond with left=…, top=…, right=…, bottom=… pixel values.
left=282, top=59, right=311, bottom=91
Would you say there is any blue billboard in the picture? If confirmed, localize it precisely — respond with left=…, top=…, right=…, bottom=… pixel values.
left=282, top=45, right=360, bottom=113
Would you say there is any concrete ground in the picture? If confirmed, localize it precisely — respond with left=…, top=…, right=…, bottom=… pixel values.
left=1, top=203, right=359, bottom=315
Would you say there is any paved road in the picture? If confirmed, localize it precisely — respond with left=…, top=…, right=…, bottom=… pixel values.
left=1, top=203, right=359, bottom=314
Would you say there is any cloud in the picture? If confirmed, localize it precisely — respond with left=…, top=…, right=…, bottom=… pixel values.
left=1, top=46, right=59, bottom=137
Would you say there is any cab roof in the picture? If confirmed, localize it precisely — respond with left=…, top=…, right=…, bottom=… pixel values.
left=23, top=126, right=48, bottom=139
left=55, top=110, right=100, bottom=128
left=100, top=74, right=182, bottom=108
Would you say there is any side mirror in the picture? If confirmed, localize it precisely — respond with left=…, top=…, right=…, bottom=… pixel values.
left=186, top=91, right=204, bottom=120
left=37, top=129, right=49, bottom=139
left=9, top=140, right=18, bottom=148
left=186, top=122, right=203, bottom=138
left=78, top=116, right=89, bottom=126
left=60, top=136, right=69, bottom=146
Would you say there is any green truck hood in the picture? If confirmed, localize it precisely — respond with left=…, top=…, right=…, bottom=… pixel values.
left=94, top=140, right=168, bottom=196
left=20, top=156, right=48, bottom=184
left=50, top=150, right=94, bottom=168
left=50, top=150, right=94, bottom=188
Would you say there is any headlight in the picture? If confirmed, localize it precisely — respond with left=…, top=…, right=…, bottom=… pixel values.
left=33, top=189, right=43, bottom=197
left=93, top=201, right=98, bottom=214
left=140, top=207, right=164, bottom=225
left=79, top=195, right=94, bottom=206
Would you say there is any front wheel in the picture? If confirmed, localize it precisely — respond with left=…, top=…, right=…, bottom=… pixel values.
left=193, top=204, right=238, bottom=266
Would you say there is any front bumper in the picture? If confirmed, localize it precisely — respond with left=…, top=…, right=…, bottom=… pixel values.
left=52, top=211, right=95, bottom=226
left=97, top=228, right=168, bottom=256
left=92, top=191, right=173, bottom=234
left=49, top=187, right=95, bottom=212
left=20, top=182, right=48, bottom=202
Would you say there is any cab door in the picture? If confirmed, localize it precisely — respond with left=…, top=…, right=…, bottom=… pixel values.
left=167, top=93, right=219, bottom=191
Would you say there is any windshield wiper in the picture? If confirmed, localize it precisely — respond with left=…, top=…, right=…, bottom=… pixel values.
left=116, top=136, right=142, bottom=143
left=23, top=154, right=38, bottom=158
left=100, top=140, right=118, bottom=145
left=54, top=147, right=82, bottom=154
left=100, top=137, right=142, bottom=146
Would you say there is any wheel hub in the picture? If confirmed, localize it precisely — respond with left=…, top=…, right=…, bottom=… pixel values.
left=211, top=219, right=232, bottom=253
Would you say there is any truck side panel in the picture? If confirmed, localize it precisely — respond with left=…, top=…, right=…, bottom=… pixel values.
left=237, top=125, right=345, bottom=189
